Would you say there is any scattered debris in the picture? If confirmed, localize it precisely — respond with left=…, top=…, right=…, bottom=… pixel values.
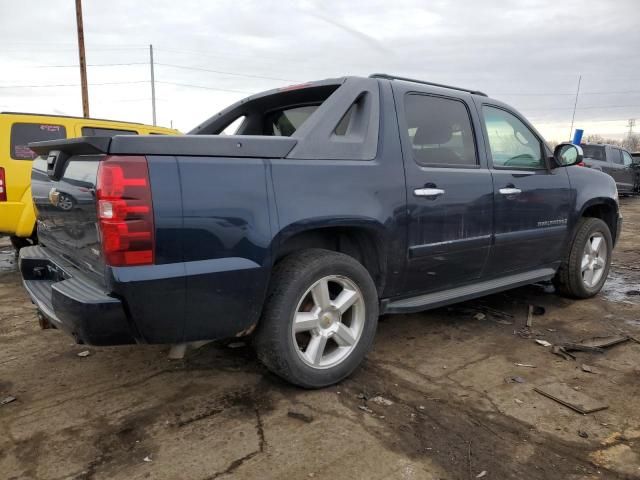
left=77, top=350, right=91, bottom=358
left=514, top=398, right=524, bottom=405
left=227, top=341, right=246, bottom=349
left=418, top=405, right=425, bottom=410
left=515, top=363, right=536, bottom=368
left=578, top=430, right=589, bottom=438
left=494, top=318, right=513, bottom=325
left=288, top=407, right=314, bottom=423
left=552, top=345, right=576, bottom=361
left=505, top=376, right=526, bottom=384
left=526, top=304, right=545, bottom=327
left=576, top=335, right=631, bottom=349
left=358, top=405, right=374, bottom=414
left=476, top=471, right=487, bottom=478
left=370, top=396, right=393, bottom=406
left=581, top=364, right=597, bottom=374
left=357, top=392, right=368, bottom=400
left=515, top=327, right=532, bottom=338
left=534, top=382, right=608, bottom=414
left=546, top=328, right=557, bottom=332
left=0, top=396, right=16, bottom=407
left=562, top=343, right=604, bottom=353
left=535, top=339, right=552, bottom=347
left=473, top=312, right=486, bottom=321
left=143, top=455, right=153, bottom=463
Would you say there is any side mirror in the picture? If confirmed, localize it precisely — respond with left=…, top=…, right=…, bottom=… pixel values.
left=553, top=143, right=583, bottom=167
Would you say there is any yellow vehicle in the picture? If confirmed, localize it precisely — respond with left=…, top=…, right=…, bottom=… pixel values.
left=0, top=112, right=179, bottom=249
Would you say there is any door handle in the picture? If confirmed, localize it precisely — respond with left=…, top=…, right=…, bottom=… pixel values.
left=414, top=188, right=445, bottom=198
left=499, top=187, right=522, bottom=195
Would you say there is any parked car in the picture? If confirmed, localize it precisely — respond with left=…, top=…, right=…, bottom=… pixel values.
left=19, top=75, right=621, bottom=388
left=581, top=143, right=638, bottom=195
left=632, top=152, right=640, bottom=191
left=0, top=112, right=179, bottom=250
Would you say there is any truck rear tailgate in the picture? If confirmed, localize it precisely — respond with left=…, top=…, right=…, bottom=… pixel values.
left=31, top=153, right=106, bottom=285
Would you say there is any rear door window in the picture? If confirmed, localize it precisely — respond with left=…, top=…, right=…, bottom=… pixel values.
left=612, top=149, right=624, bottom=165
left=622, top=151, right=633, bottom=167
left=581, top=145, right=606, bottom=161
left=81, top=126, right=138, bottom=136
left=403, top=94, right=478, bottom=167
left=10, top=123, right=67, bottom=160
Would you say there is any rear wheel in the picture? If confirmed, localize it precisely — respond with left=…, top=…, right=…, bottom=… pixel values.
left=554, top=217, right=612, bottom=298
left=254, top=249, right=379, bottom=388
left=9, top=235, right=32, bottom=252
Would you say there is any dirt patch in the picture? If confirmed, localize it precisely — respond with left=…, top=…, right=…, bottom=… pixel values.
left=1, top=198, right=639, bottom=479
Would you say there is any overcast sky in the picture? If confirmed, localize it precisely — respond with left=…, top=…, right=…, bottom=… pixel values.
left=1, top=0, right=639, bottom=141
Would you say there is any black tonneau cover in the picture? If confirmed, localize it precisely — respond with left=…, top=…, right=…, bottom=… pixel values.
left=29, top=135, right=297, bottom=158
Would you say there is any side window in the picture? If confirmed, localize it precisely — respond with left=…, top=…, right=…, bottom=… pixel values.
left=403, top=94, right=477, bottom=166
left=81, top=127, right=137, bottom=136
left=611, top=149, right=624, bottom=165
left=622, top=151, right=633, bottom=167
left=10, top=123, right=67, bottom=160
left=482, top=106, right=544, bottom=169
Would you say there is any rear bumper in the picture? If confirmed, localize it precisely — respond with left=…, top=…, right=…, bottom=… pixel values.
left=19, top=245, right=136, bottom=345
left=615, top=213, right=623, bottom=247
left=0, top=201, right=32, bottom=237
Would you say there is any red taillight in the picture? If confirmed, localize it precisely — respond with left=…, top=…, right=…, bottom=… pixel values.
left=0, top=167, right=6, bottom=202
left=96, top=156, right=154, bottom=266
left=577, top=161, right=586, bottom=167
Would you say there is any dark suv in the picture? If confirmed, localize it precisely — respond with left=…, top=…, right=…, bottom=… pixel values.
left=20, top=74, right=622, bottom=388
left=582, top=143, right=638, bottom=194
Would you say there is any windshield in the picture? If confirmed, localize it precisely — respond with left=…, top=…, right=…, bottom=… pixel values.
left=581, top=145, right=606, bottom=161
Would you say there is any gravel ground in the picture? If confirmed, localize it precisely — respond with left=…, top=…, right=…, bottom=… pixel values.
left=0, top=198, right=639, bottom=480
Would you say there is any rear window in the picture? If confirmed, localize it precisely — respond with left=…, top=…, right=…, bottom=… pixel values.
left=266, top=105, right=319, bottom=137
left=581, top=145, right=606, bottom=161
left=81, top=126, right=137, bottom=136
left=10, top=123, right=67, bottom=160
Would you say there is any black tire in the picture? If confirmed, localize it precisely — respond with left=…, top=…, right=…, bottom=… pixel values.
left=9, top=235, right=32, bottom=252
left=554, top=217, right=612, bottom=298
left=254, top=249, right=379, bottom=388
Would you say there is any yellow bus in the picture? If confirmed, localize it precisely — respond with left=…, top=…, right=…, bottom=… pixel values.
left=0, top=112, right=179, bottom=249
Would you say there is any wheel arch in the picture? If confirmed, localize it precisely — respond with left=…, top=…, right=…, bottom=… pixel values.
left=578, top=198, right=620, bottom=245
left=271, top=218, right=388, bottom=295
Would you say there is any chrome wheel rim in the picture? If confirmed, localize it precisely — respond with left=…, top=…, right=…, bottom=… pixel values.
left=291, top=275, right=365, bottom=369
left=581, top=232, right=607, bottom=288
left=58, top=195, right=73, bottom=210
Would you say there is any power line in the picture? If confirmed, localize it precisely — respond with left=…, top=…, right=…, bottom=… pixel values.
left=0, top=81, right=148, bottom=88
left=155, top=63, right=298, bottom=82
left=155, top=81, right=253, bottom=94
left=497, top=90, right=640, bottom=96
left=31, top=62, right=148, bottom=68
left=522, top=104, right=640, bottom=111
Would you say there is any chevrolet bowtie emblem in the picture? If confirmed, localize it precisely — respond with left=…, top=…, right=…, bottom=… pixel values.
left=49, top=187, right=60, bottom=207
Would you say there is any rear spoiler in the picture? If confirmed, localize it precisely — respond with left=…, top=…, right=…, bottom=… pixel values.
left=29, top=135, right=297, bottom=159
left=29, top=136, right=111, bottom=156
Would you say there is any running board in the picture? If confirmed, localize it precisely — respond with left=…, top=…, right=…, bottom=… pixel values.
left=382, top=268, right=556, bottom=314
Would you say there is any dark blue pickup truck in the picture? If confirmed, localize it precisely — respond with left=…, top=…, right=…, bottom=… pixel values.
left=20, top=74, right=621, bottom=388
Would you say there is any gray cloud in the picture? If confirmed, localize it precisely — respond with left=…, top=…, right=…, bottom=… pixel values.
left=1, top=0, right=639, bottom=140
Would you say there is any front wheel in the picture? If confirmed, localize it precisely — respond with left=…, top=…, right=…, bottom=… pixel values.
left=254, top=249, right=379, bottom=388
left=554, top=217, right=613, bottom=298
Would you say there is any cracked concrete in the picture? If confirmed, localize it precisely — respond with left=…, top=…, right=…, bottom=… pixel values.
left=1, top=197, right=639, bottom=479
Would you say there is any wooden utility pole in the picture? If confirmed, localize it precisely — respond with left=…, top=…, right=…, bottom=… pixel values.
left=150, top=44, right=157, bottom=125
left=75, top=0, right=90, bottom=117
